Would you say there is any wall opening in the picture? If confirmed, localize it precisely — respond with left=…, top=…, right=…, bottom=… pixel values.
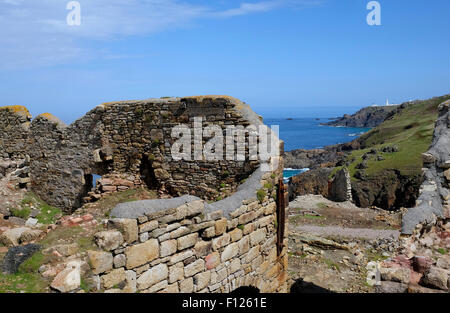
left=92, top=174, right=101, bottom=189
left=72, top=173, right=93, bottom=210
left=230, top=286, right=260, bottom=294
left=140, top=155, right=159, bottom=189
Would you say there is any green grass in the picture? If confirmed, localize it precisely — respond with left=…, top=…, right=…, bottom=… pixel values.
left=303, top=214, right=324, bottom=220
left=97, top=188, right=157, bottom=217
left=39, top=226, right=84, bottom=248
left=436, top=248, right=448, bottom=255
left=0, top=251, right=48, bottom=293
left=366, top=249, right=389, bottom=262
left=10, top=207, right=31, bottom=219
left=316, top=202, right=327, bottom=209
left=333, top=95, right=450, bottom=180
left=323, top=258, right=341, bottom=272
left=256, top=189, right=267, bottom=203
left=80, top=279, right=91, bottom=293
left=10, top=192, right=62, bottom=224
left=0, top=272, right=48, bottom=293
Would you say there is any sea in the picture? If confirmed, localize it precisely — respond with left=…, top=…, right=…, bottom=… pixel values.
left=263, top=117, right=371, bottom=180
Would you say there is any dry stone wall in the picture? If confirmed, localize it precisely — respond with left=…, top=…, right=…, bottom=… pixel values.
left=89, top=165, right=288, bottom=293
left=0, top=106, right=32, bottom=159
left=0, top=96, right=265, bottom=211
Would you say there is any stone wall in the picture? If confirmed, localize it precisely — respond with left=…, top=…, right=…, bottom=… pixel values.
left=88, top=163, right=288, bottom=293
left=1, top=96, right=267, bottom=211
left=0, top=106, right=32, bottom=159
left=402, top=100, right=450, bottom=234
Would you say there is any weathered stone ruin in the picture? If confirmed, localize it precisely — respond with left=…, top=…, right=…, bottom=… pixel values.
left=91, top=165, right=288, bottom=293
left=0, top=96, right=267, bottom=211
left=0, top=96, right=288, bottom=293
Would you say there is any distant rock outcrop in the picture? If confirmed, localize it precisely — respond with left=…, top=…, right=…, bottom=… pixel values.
left=322, top=105, right=400, bottom=128
left=288, top=168, right=332, bottom=201
left=329, top=168, right=352, bottom=202
left=283, top=141, right=360, bottom=169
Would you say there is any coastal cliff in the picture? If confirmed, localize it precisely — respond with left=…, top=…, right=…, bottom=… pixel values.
left=322, top=104, right=400, bottom=128
left=288, top=94, right=450, bottom=211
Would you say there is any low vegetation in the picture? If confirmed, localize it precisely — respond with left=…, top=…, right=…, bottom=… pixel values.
left=334, top=95, right=450, bottom=179
left=87, top=188, right=157, bottom=218
left=10, top=192, right=62, bottom=224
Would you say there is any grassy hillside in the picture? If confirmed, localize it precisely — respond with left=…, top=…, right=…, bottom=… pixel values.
left=337, top=94, right=450, bottom=178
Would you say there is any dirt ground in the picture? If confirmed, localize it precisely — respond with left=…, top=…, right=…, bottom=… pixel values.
left=287, top=195, right=402, bottom=293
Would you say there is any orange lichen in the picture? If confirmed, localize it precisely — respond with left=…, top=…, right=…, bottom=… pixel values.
left=1, top=105, right=32, bottom=118
left=37, top=113, right=66, bottom=126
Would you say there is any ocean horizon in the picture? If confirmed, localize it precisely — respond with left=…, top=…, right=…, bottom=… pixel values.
left=264, top=117, right=370, bottom=152
left=264, top=117, right=370, bottom=180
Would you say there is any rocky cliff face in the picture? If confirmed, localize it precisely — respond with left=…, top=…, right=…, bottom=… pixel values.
left=287, top=95, right=450, bottom=211
left=351, top=170, right=422, bottom=210
left=322, top=105, right=400, bottom=128
left=402, top=100, right=450, bottom=234
left=283, top=141, right=361, bottom=169
left=288, top=168, right=332, bottom=201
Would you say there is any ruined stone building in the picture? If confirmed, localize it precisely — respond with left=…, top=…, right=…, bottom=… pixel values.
left=0, top=96, right=288, bottom=293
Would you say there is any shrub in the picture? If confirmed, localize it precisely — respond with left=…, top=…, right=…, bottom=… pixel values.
left=257, top=189, right=267, bottom=203
left=10, top=207, right=31, bottom=219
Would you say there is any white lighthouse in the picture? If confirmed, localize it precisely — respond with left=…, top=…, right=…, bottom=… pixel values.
left=385, top=99, right=397, bottom=106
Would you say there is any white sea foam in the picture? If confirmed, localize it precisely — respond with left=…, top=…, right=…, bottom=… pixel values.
left=284, top=168, right=309, bottom=171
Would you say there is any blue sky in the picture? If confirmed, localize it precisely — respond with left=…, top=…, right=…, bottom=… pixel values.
left=0, top=0, right=449, bottom=123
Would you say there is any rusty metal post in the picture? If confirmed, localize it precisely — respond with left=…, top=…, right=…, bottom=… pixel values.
left=276, top=178, right=287, bottom=256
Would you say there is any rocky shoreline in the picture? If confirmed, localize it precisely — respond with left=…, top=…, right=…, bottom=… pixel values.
left=285, top=95, right=450, bottom=212
left=321, top=103, right=400, bottom=128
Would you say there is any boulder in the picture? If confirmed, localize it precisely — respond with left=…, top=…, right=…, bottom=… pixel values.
left=1, top=244, right=41, bottom=274
left=25, top=218, right=38, bottom=228
left=50, top=261, right=82, bottom=293
left=94, top=230, right=124, bottom=251
left=422, top=153, right=436, bottom=164
left=407, top=284, right=447, bottom=293
left=0, top=227, right=30, bottom=246
left=421, top=266, right=449, bottom=290
left=43, top=243, right=79, bottom=257
left=444, top=169, right=450, bottom=182
left=87, top=250, right=113, bottom=274
left=108, top=218, right=138, bottom=244
left=412, top=256, right=433, bottom=274
left=436, top=255, right=450, bottom=270
left=19, top=229, right=43, bottom=243
left=380, top=267, right=411, bottom=284
left=374, top=281, right=407, bottom=293
left=54, top=243, right=79, bottom=257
